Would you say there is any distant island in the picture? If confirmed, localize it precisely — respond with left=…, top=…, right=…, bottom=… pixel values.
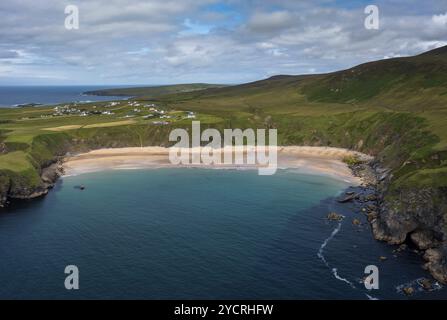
left=14, top=103, right=43, bottom=108
left=83, top=83, right=228, bottom=98
left=1, top=46, right=447, bottom=283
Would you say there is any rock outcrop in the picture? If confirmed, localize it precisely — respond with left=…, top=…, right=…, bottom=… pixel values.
left=0, top=161, right=64, bottom=207
left=371, top=176, right=447, bottom=283
left=349, top=160, right=447, bottom=284
left=327, top=212, right=344, bottom=221
left=423, top=248, right=447, bottom=284
left=0, top=174, right=10, bottom=207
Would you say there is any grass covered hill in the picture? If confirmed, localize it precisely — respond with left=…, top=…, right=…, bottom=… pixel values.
left=1, top=46, right=447, bottom=198
left=1, top=46, right=447, bottom=281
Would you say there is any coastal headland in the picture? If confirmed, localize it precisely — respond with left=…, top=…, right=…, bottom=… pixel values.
left=1, top=46, right=447, bottom=283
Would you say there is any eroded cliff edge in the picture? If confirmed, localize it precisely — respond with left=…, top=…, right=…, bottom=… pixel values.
left=0, top=111, right=446, bottom=282
left=372, top=181, right=447, bottom=283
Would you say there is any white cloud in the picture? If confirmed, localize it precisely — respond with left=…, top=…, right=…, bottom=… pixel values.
left=0, top=0, right=446, bottom=85
left=432, top=12, right=447, bottom=25
left=247, top=11, right=295, bottom=33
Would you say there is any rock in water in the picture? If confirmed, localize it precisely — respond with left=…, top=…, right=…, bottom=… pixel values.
left=352, top=218, right=361, bottom=226
left=395, top=244, right=408, bottom=253
left=327, top=212, right=344, bottom=221
left=419, top=278, right=434, bottom=291
left=337, top=194, right=356, bottom=203
left=403, top=287, right=415, bottom=296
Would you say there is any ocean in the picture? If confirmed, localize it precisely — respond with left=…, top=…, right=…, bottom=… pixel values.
left=0, top=168, right=445, bottom=299
left=0, top=86, right=133, bottom=107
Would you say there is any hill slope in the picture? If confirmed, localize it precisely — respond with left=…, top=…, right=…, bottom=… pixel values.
left=153, top=45, right=447, bottom=112
left=1, top=45, right=447, bottom=282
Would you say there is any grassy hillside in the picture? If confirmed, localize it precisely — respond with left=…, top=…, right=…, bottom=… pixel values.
left=1, top=46, right=447, bottom=206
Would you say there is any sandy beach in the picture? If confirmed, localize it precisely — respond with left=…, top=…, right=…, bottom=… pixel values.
left=63, top=146, right=372, bottom=184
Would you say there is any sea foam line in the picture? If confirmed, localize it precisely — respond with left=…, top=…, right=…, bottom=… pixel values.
left=317, top=217, right=355, bottom=288
left=317, top=215, right=380, bottom=299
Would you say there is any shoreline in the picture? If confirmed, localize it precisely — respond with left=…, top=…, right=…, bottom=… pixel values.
left=4, top=145, right=447, bottom=287
left=62, top=146, right=372, bottom=184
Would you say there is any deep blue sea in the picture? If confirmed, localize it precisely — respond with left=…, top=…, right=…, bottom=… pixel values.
left=0, top=168, right=445, bottom=299
left=0, top=86, right=134, bottom=107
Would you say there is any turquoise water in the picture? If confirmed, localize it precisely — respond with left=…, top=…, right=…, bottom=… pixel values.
left=0, top=168, right=445, bottom=299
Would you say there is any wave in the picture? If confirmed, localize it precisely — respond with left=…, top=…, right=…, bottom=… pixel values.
left=365, top=293, right=379, bottom=300
left=332, top=268, right=355, bottom=288
left=317, top=216, right=356, bottom=289
left=318, top=215, right=380, bottom=299
left=317, top=218, right=344, bottom=265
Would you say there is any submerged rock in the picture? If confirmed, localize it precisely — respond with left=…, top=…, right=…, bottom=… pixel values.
left=394, top=243, right=408, bottom=253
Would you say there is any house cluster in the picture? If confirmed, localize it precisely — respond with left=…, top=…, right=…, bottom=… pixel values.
left=80, top=109, right=115, bottom=117
left=128, top=101, right=142, bottom=108
left=53, top=105, right=115, bottom=117
left=147, top=105, right=164, bottom=113
left=143, top=105, right=169, bottom=118
left=152, top=121, right=170, bottom=125
left=142, top=111, right=171, bottom=120
left=185, top=111, right=196, bottom=119
left=53, top=105, right=80, bottom=116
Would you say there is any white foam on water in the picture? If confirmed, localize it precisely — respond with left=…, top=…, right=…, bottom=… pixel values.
left=332, top=268, right=355, bottom=288
left=317, top=219, right=343, bottom=265
left=396, top=277, right=443, bottom=295
left=365, top=293, right=379, bottom=300
left=317, top=217, right=356, bottom=289
left=317, top=218, right=384, bottom=299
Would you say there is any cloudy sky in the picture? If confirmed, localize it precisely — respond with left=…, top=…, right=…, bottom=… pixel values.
left=1, top=0, right=446, bottom=85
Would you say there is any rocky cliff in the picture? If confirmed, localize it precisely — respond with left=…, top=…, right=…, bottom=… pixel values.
left=372, top=182, right=447, bottom=283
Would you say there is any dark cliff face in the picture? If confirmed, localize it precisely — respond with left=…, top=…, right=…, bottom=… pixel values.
left=0, top=164, right=62, bottom=207
left=372, top=184, right=447, bottom=283
left=0, top=174, right=10, bottom=207
left=1, top=110, right=446, bottom=282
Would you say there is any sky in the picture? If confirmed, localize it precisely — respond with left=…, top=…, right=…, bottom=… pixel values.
left=0, top=0, right=446, bottom=85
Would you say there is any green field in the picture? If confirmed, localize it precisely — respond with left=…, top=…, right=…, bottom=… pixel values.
left=1, top=46, right=447, bottom=205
